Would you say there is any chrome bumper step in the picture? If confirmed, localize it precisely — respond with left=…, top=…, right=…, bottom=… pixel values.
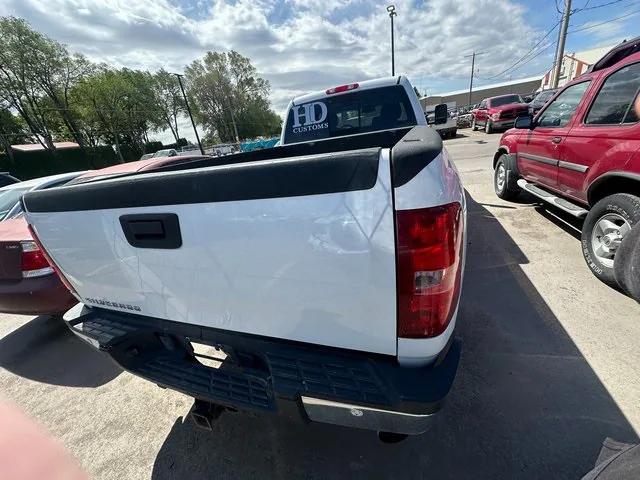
left=517, top=179, right=589, bottom=218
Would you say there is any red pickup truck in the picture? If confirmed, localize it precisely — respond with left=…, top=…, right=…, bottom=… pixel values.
left=472, top=94, right=530, bottom=133
left=492, top=37, right=640, bottom=289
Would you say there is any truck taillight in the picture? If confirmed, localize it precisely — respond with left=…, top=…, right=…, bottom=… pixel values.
left=27, top=224, right=77, bottom=294
left=20, top=240, right=54, bottom=278
left=396, top=203, right=463, bottom=338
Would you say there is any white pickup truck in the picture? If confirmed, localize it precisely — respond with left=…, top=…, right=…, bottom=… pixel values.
left=23, top=76, right=466, bottom=438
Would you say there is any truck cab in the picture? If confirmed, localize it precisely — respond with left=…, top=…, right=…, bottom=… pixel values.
left=280, top=76, right=426, bottom=145
left=472, top=94, right=530, bottom=134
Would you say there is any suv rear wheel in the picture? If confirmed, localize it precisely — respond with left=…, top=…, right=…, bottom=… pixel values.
left=582, top=193, right=640, bottom=288
left=493, top=155, right=519, bottom=200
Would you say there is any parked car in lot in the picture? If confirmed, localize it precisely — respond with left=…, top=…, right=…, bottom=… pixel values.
left=0, top=156, right=211, bottom=317
left=0, top=172, right=20, bottom=188
left=0, top=172, right=86, bottom=315
left=139, top=149, right=179, bottom=161
left=492, top=36, right=640, bottom=289
left=67, top=153, right=212, bottom=186
left=24, top=76, right=465, bottom=439
left=528, top=89, right=558, bottom=116
left=471, top=94, right=529, bottom=133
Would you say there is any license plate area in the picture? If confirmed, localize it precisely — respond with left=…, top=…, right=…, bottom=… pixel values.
left=188, top=340, right=228, bottom=369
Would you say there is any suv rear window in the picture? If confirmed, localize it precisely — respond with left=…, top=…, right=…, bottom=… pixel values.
left=585, top=62, right=640, bottom=125
left=283, top=85, right=416, bottom=144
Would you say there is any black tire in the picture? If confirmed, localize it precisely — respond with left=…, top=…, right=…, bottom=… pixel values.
left=493, top=155, right=520, bottom=200
left=485, top=120, right=493, bottom=134
left=581, top=193, right=640, bottom=288
left=614, top=222, right=640, bottom=301
left=471, top=117, right=478, bottom=131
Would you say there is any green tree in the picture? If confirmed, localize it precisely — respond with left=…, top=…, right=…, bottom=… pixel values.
left=185, top=51, right=281, bottom=143
left=72, top=67, right=158, bottom=162
left=0, top=17, right=91, bottom=151
left=0, top=108, right=28, bottom=162
left=151, top=69, right=185, bottom=143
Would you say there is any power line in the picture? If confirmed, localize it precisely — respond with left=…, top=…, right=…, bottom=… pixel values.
left=480, top=21, right=560, bottom=80
left=569, top=8, right=640, bottom=32
left=474, top=43, right=556, bottom=86
left=574, top=0, right=638, bottom=11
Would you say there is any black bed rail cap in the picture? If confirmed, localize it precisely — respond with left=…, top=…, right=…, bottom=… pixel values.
left=391, top=126, right=443, bottom=188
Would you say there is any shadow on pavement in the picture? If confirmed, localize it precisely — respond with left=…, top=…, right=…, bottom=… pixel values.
left=151, top=191, right=638, bottom=479
left=0, top=314, right=121, bottom=387
left=535, top=206, right=583, bottom=241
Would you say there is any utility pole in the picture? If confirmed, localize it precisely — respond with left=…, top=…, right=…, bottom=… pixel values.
left=464, top=51, right=486, bottom=107
left=173, top=73, right=204, bottom=155
left=387, top=5, right=397, bottom=76
left=552, top=0, right=572, bottom=89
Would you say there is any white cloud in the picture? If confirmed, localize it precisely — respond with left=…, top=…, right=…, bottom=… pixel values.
left=1, top=0, right=544, bottom=141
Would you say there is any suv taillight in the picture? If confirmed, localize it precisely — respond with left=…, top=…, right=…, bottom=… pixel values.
left=27, top=224, right=77, bottom=294
left=20, top=240, right=54, bottom=278
left=396, top=203, right=463, bottom=338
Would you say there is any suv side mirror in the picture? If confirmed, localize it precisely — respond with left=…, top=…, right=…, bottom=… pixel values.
left=514, top=115, right=534, bottom=129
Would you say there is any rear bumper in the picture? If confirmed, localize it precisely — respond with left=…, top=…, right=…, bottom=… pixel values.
left=63, top=304, right=461, bottom=435
left=0, top=274, right=77, bottom=315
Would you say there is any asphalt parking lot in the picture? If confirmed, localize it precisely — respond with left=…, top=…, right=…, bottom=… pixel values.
left=1, top=128, right=639, bottom=479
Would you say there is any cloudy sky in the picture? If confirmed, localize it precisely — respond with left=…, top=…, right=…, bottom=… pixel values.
left=0, top=0, right=637, bottom=143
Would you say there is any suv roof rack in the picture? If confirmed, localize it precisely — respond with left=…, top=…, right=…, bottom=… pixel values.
left=590, top=36, right=640, bottom=72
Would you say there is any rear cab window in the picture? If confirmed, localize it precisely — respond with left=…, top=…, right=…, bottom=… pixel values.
left=489, top=95, right=523, bottom=107
left=283, top=85, right=417, bottom=144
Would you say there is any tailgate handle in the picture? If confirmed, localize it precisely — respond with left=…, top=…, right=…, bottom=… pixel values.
left=120, top=214, right=182, bottom=249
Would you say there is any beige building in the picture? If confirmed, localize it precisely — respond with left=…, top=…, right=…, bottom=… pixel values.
left=541, top=44, right=614, bottom=90
left=420, top=75, right=543, bottom=110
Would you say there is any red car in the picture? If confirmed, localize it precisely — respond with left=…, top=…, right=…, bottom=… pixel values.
left=492, top=36, right=640, bottom=289
left=0, top=172, right=87, bottom=315
left=471, top=94, right=530, bottom=133
left=0, top=155, right=209, bottom=316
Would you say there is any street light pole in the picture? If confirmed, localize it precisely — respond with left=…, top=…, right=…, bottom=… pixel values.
left=387, top=5, right=397, bottom=76
left=173, top=73, right=204, bottom=155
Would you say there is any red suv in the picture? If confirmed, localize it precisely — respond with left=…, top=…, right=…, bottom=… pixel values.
left=492, top=37, right=640, bottom=289
left=472, top=94, right=529, bottom=133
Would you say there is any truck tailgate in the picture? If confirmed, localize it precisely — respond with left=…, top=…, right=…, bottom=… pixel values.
left=24, top=148, right=398, bottom=355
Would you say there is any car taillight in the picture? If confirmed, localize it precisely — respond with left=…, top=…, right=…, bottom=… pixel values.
left=27, top=224, right=77, bottom=294
left=326, top=83, right=359, bottom=95
left=20, top=240, right=54, bottom=278
left=396, top=203, right=463, bottom=338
